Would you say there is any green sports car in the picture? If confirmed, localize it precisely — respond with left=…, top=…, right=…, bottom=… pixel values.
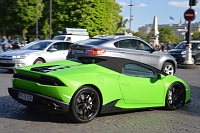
left=8, top=56, right=191, bottom=123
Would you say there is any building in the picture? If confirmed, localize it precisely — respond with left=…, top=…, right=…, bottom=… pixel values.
left=138, top=19, right=200, bottom=39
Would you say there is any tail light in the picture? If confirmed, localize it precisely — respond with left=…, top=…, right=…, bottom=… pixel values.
left=87, top=48, right=106, bottom=55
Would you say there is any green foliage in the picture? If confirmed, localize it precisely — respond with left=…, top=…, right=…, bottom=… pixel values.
left=116, top=17, right=129, bottom=32
left=0, top=0, right=44, bottom=39
left=192, top=31, right=200, bottom=40
left=42, top=19, right=50, bottom=39
left=158, top=26, right=181, bottom=44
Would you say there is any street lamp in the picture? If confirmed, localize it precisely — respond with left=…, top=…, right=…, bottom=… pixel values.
left=125, top=0, right=141, bottom=31
left=36, top=0, right=38, bottom=40
left=129, top=0, right=133, bottom=31
left=50, top=0, right=52, bottom=39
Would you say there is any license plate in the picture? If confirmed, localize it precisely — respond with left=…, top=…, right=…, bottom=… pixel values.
left=18, top=92, right=33, bottom=102
left=74, top=50, right=84, bottom=54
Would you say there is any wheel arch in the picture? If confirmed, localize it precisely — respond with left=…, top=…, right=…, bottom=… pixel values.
left=165, top=81, right=186, bottom=107
left=163, top=60, right=176, bottom=73
left=70, top=84, right=103, bottom=113
left=165, top=81, right=186, bottom=97
left=33, top=57, right=46, bottom=64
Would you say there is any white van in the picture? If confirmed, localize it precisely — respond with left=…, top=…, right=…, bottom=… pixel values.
left=52, top=28, right=89, bottom=43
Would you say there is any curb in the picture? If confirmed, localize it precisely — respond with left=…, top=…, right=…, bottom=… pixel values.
left=177, top=64, right=200, bottom=69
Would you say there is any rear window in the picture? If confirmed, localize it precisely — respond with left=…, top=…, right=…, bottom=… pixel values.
left=76, top=39, right=109, bottom=45
left=52, top=36, right=66, bottom=40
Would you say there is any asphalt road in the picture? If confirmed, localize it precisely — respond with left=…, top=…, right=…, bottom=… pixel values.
left=0, top=68, right=200, bottom=133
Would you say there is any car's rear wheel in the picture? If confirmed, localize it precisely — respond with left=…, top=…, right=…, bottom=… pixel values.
left=33, top=58, right=45, bottom=64
left=68, top=86, right=101, bottom=123
left=165, top=82, right=185, bottom=110
left=162, top=62, right=174, bottom=75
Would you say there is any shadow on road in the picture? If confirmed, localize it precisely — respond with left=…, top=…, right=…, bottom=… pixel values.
left=0, top=85, right=199, bottom=123
left=0, top=69, right=14, bottom=74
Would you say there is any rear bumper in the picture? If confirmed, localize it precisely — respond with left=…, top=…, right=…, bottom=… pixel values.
left=8, top=87, right=69, bottom=114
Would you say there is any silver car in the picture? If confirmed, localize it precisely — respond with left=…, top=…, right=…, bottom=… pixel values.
left=67, top=35, right=177, bottom=75
left=0, top=40, right=72, bottom=70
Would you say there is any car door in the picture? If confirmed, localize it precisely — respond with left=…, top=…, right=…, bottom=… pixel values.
left=115, top=39, right=141, bottom=62
left=119, top=63, right=165, bottom=104
left=134, top=40, right=161, bottom=68
left=45, top=42, right=71, bottom=62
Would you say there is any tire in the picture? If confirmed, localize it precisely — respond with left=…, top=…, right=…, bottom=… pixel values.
left=33, top=58, right=45, bottom=64
left=162, top=62, right=174, bottom=75
left=191, top=57, right=196, bottom=64
left=68, top=86, right=101, bottom=123
left=165, top=82, right=185, bottom=110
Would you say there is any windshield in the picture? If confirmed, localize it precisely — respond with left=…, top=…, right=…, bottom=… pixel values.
left=52, top=36, right=65, bottom=40
left=22, top=41, right=52, bottom=50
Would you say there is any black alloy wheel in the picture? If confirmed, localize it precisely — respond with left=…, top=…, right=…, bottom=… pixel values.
left=165, top=83, right=185, bottom=110
left=69, top=86, right=101, bottom=123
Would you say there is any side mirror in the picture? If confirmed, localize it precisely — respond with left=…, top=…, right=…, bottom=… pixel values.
left=197, top=46, right=200, bottom=50
left=48, top=48, right=57, bottom=52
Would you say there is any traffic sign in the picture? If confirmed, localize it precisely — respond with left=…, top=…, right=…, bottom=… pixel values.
left=184, top=8, right=196, bottom=21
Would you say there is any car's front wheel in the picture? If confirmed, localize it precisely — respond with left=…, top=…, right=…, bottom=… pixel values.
left=162, top=62, right=174, bottom=75
left=33, top=58, right=45, bottom=64
left=192, top=57, right=196, bottom=64
left=165, top=82, right=185, bottom=110
left=68, top=86, right=101, bottom=123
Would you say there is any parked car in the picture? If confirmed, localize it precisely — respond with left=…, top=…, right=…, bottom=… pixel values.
left=0, top=40, right=73, bottom=70
left=168, top=40, right=200, bottom=64
left=8, top=56, right=190, bottom=123
left=67, top=35, right=177, bottom=75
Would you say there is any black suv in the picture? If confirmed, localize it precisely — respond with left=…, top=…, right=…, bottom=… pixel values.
left=168, top=41, right=200, bottom=64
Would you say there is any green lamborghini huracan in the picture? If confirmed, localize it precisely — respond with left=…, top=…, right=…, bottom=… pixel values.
left=8, top=56, right=191, bottom=123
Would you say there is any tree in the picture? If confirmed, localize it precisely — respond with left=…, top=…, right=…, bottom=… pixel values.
left=192, top=31, right=200, bottom=40
left=0, top=0, right=18, bottom=35
left=158, top=27, right=177, bottom=44
left=116, top=17, right=129, bottom=32
left=42, top=19, right=50, bottom=39
left=43, top=0, right=122, bottom=37
left=14, top=0, right=44, bottom=39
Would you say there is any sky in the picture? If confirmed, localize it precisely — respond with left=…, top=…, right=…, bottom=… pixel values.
left=116, top=0, right=200, bottom=32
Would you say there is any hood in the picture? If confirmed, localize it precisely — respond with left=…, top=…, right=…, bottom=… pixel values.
left=0, top=50, right=43, bottom=57
left=168, top=49, right=184, bottom=53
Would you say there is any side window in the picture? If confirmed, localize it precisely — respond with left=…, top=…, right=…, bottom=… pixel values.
left=122, top=63, right=155, bottom=78
left=197, top=43, right=200, bottom=49
left=63, top=42, right=72, bottom=50
left=135, top=40, right=151, bottom=51
left=120, top=39, right=135, bottom=49
left=114, top=41, right=120, bottom=48
left=50, top=42, right=64, bottom=50
left=192, top=43, right=200, bottom=50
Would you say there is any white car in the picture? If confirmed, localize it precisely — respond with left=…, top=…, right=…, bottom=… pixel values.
left=0, top=40, right=73, bottom=70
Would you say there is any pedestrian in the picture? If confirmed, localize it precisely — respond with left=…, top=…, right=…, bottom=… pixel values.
left=173, top=42, right=178, bottom=48
left=1, top=35, right=9, bottom=52
left=167, top=41, right=173, bottom=51
left=160, top=43, right=165, bottom=52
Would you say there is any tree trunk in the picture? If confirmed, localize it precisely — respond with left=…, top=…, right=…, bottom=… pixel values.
left=22, top=29, right=27, bottom=40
